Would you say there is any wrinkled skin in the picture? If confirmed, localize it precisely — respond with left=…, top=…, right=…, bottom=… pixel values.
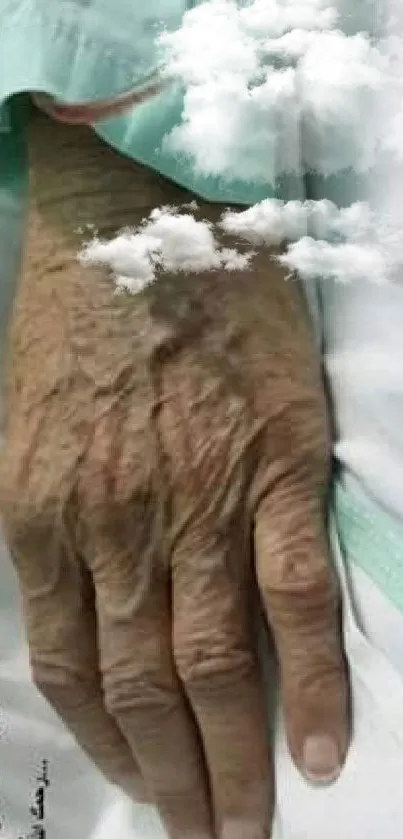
left=0, top=107, right=349, bottom=839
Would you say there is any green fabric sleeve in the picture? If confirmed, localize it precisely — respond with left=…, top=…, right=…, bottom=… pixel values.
left=0, top=95, right=29, bottom=368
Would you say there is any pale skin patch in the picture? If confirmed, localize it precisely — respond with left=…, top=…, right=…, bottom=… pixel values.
left=0, top=105, right=349, bottom=839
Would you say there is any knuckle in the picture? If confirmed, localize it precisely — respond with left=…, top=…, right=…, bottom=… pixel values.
left=29, top=613, right=97, bottom=684
left=260, top=550, right=336, bottom=599
left=32, top=665, right=70, bottom=699
left=174, top=637, right=255, bottom=692
left=102, top=634, right=176, bottom=716
left=261, top=556, right=340, bottom=642
left=31, top=661, right=91, bottom=709
left=104, top=675, right=176, bottom=716
left=29, top=613, right=101, bottom=711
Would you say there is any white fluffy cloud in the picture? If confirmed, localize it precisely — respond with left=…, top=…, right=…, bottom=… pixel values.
left=79, top=0, right=403, bottom=289
left=79, top=206, right=252, bottom=293
left=159, top=0, right=394, bottom=181
left=80, top=198, right=403, bottom=290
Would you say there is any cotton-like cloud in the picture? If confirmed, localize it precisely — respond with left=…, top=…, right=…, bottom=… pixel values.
left=79, top=0, right=403, bottom=289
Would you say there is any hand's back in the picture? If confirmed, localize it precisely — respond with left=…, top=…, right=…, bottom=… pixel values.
left=0, top=105, right=347, bottom=839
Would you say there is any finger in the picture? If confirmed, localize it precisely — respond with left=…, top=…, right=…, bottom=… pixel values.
left=159, top=351, right=271, bottom=839
left=0, top=501, right=145, bottom=800
left=171, top=504, right=271, bottom=839
left=80, top=416, right=215, bottom=839
left=254, top=467, right=349, bottom=786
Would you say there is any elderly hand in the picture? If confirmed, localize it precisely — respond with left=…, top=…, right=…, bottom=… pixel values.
left=0, top=108, right=348, bottom=839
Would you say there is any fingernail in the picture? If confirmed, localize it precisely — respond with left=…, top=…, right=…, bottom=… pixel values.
left=302, top=735, right=341, bottom=784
